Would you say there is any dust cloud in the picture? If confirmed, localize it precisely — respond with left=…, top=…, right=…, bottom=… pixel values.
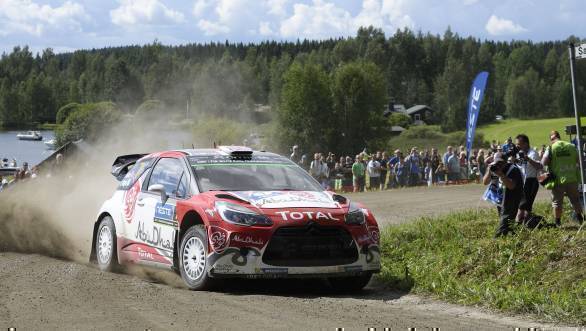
left=0, top=116, right=194, bottom=266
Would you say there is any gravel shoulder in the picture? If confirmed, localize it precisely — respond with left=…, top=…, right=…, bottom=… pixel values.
left=0, top=184, right=567, bottom=330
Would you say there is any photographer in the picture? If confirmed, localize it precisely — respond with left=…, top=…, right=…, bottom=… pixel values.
left=515, top=134, right=542, bottom=222
left=482, top=152, right=523, bottom=237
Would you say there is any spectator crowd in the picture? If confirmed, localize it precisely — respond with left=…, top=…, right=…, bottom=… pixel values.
left=289, top=141, right=549, bottom=193
left=290, top=130, right=584, bottom=237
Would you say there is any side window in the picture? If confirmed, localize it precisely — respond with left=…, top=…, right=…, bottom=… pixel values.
left=118, top=158, right=154, bottom=190
left=147, top=158, right=185, bottom=197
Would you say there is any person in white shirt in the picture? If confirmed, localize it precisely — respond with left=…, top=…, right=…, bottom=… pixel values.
left=367, top=155, right=381, bottom=191
left=515, top=134, right=543, bottom=222
left=309, top=153, right=323, bottom=180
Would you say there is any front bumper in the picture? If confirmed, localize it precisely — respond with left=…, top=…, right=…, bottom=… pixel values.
left=207, top=244, right=381, bottom=278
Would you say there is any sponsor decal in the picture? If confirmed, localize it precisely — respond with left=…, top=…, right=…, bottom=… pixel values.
left=213, top=264, right=235, bottom=273
left=137, top=246, right=154, bottom=260
left=231, top=191, right=337, bottom=208
left=275, top=211, right=340, bottom=221
left=123, top=181, right=141, bottom=223
left=369, top=228, right=380, bottom=243
left=259, top=268, right=288, bottom=274
left=205, top=208, right=215, bottom=217
left=154, top=202, right=177, bottom=226
left=209, top=226, right=229, bottom=252
left=232, top=234, right=264, bottom=246
left=135, top=222, right=175, bottom=251
left=208, top=247, right=261, bottom=267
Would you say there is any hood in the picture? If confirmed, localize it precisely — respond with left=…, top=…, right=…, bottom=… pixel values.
left=227, top=191, right=339, bottom=209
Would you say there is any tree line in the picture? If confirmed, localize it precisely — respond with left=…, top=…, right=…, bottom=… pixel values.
left=0, top=27, right=584, bottom=152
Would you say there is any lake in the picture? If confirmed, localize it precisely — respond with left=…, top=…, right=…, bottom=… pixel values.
left=0, top=130, right=56, bottom=166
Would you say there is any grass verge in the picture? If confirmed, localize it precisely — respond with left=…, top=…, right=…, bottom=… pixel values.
left=478, top=117, right=585, bottom=148
left=379, top=202, right=586, bottom=325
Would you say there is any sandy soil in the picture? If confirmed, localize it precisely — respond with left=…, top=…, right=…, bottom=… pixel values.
left=0, top=185, right=566, bottom=330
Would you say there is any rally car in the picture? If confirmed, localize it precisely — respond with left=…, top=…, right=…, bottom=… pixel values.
left=90, top=146, right=380, bottom=291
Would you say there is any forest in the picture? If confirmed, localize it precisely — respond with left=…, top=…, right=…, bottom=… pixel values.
left=0, top=27, right=584, bottom=152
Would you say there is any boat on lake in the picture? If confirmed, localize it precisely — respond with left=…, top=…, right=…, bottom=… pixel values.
left=44, top=138, right=57, bottom=150
left=16, top=131, right=43, bottom=141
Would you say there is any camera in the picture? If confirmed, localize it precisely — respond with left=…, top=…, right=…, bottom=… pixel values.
left=489, top=164, right=498, bottom=172
left=518, top=150, right=525, bottom=160
left=505, top=143, right=518, bottom=158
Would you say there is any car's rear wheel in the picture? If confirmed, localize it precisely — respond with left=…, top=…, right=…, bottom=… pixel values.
left=328, top=272, right=373, bottom=293
left=179, top=225, right=215, bottom=290
left=95, top=216, right=118, bottom=272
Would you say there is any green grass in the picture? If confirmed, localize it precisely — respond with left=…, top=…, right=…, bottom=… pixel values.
left=478, top=117, right=585, bottom=148
left=37, top=122, right=61, bottom=130
left=387, top=125, right=478, bottom=153
left=379, top=202, right=586, bottom=325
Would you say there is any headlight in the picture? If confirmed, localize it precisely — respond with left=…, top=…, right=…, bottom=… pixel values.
left=215, top=201, right=273, bottom=227
left=345, top=202, right=366, bottom=225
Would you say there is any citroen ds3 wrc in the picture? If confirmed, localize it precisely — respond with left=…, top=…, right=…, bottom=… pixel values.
left=90, top=146, right=381, bottom=291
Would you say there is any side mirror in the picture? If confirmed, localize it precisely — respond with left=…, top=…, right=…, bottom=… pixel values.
left=148, top=184, right=168, bottom=205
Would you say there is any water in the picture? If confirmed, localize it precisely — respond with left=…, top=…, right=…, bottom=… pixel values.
left=0, top=130, right=56, bottom=166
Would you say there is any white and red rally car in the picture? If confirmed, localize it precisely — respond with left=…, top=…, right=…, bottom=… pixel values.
left=90, top=146, right=380, bottom=291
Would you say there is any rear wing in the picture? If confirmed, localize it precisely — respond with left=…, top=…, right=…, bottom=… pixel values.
left=111, top=154, right=148, bottom=181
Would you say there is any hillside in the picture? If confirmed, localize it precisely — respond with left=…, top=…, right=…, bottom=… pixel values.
left=478, top=117, right=585, bottom=148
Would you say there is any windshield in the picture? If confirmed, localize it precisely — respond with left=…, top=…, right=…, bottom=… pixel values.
left=190, top=162, right=322, bottom=192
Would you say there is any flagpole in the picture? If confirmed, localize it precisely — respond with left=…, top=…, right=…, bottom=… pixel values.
left=569, top=43, right=586, bottom=213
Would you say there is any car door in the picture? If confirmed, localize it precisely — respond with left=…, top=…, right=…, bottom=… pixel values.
left=131, top=157, right=188, bottom=266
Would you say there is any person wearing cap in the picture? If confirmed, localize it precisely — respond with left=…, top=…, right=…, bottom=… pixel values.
left=541, top=130, right=583, bottom=226
left=482, top=152, right=523, bottom=237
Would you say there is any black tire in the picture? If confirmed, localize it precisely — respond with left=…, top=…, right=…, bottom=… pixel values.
left=179, top=225, right=215, bottom=290
left=95, top=216, right=118, bottom=272
left=328, top=272, right=373, bottom=293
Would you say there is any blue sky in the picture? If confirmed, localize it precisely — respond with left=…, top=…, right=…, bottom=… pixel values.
left=0, top=0, right=584, bottom=54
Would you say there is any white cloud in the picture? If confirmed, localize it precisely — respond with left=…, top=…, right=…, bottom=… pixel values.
left=266, top=0, right=289, bottom=17
left=258, top=21, right=274, bottom=36
left=279, top=0, right=413, bottom=39
left=280, top=0, right=354, bottom=38
left=485, top=14, right=527, bottom=35
left=197, top=19, right=229, bottom=35
left=110, top=0, right=185, bottom=27
left=193, top=0, right=212, bottom=17
left=193, top=0, right=278, bottom=36
left=0, top=0, right=88, bottom=36
left=380, top=0, right=414, bottom=29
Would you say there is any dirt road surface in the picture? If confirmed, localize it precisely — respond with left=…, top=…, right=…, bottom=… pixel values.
left=0, top=185, right=562, bottom=330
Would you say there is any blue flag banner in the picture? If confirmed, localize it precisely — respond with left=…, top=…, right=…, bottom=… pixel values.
left=465, top=71, right=489, bottom=157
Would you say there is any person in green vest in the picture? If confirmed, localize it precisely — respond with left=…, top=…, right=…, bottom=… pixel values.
left=541, top=130, right=584, bottom=226
left=352, top=154, right=366, bottom=193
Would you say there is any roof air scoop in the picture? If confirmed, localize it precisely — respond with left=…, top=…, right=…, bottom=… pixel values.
left=219, top=146, right=253, bottom=160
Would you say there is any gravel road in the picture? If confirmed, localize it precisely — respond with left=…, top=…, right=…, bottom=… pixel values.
left=0, top=184, right=562, bottom=330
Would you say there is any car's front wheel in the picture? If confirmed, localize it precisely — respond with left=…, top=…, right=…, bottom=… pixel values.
left=328, top=272, right=373, bottom=293
left=95, top=216, right=118, bottom=272
left=179, top=225, right=215, bottom=290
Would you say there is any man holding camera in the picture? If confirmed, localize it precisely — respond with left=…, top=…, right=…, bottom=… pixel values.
left=515, top=134, right=543, bottom=222
left=483, top=152, right=523, bottom=237
left=541, top=130, right=584, bottom=226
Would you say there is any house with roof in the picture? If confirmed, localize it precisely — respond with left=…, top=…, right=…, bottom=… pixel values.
left=396, top=104, right=434, bottom=125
